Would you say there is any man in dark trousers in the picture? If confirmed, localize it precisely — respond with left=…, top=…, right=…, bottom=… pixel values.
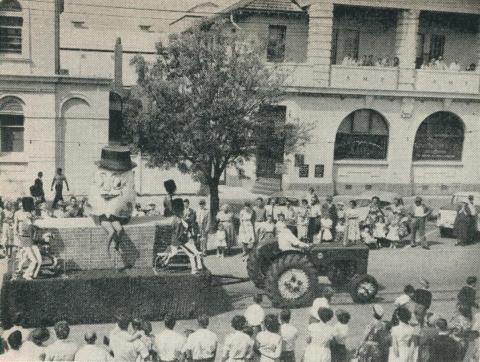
left=429, top=318, right=458, bottom=362
left=51, top=168, right=69, bottom=209
left=321, top=195, right=338, bottom=239
left=457, top=276, right=478, bottom=320
left=408, top=196, right=432, bottom=249
left=31, top=172, right=45, bottom=203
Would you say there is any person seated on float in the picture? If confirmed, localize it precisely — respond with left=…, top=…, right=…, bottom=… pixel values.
left=276, top=221, right=310, bottom=252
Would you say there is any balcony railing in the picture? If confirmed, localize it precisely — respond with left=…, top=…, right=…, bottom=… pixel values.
left=277, top=63, right=316, bottom=88
left=330, top=65, right=399, bottom=91
left=415, top=69, right=480, bottom=94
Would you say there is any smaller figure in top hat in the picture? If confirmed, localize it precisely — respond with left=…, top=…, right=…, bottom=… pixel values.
left=87, top=146, right=137, bottom=254
left=162, top=198, right=204, bottom=274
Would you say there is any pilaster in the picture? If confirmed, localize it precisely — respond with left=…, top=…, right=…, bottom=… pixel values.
left=395, top=10, right=420, bottom=91
left=307, top=0, right=334, bottom=88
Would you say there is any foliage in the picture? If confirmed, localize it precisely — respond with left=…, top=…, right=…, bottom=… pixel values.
left=124, top=19, right=311, bottom=219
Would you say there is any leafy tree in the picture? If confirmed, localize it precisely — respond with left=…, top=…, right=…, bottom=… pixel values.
left=124, top=20, right=310, bottom=226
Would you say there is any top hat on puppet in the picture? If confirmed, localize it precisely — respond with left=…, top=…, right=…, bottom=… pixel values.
left=95, top=145, right=137, bottom=171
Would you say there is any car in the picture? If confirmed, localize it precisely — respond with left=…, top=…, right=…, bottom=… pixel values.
left=246, top=237, right=378, bottom=307
left=437, top=192, right=480, bottom=238
left=348, top=191, right=401, bottom=222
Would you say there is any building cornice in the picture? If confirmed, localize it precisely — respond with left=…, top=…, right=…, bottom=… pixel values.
left=0, top=74, right=112, bottom=87
left=284, top=85, right=480, bottom=102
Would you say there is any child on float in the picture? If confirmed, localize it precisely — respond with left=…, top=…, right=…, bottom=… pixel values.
left=215, top=223, right=227, bottom=258
left=320, top=215, right=333, bottom=243
left=275, top=213, right=287, bottom=231
left=335, top=218, right=346, bottom=243
left=297, top=199, right=310, bottom=242
left=373, top=215, right=388, bottom=248
left=361, top=225, right=377, bottom=249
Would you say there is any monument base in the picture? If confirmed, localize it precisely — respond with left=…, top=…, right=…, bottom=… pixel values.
left=1, top=268, right=212, bottom=328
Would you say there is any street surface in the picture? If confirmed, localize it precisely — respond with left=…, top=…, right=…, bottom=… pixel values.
left=0, top=222, right=478, bottom=358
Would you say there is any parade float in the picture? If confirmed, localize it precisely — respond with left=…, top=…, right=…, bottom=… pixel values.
left=1, top=146, right=213, bottom=328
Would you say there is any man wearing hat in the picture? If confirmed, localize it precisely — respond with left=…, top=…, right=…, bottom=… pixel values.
left=88, top=146, right=137, bottom=254
left=408, top=196, right=432, bottom=249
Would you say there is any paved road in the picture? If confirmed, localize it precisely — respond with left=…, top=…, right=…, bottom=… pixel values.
left=1, top=223, right=478, bottom=359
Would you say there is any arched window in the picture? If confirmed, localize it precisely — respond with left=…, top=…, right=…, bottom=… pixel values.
left=109, top=92, right=123, bottom=144
left=0, top=96, right=24, bottom=152
left=334, top=109, right=389, bottom=160
left=0, top=0, right=23, bottom=54
left=413, top=111, right=464, bottom=161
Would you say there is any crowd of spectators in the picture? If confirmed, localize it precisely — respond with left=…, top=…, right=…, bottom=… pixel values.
left=341, top=54, right=400, bottom=67
left=419, top=56, right=476, bottom=72
left=0, top=275, right=477, bottom=361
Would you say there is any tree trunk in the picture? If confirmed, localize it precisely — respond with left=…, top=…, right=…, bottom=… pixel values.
left=208, top=179, right=220, bottom=233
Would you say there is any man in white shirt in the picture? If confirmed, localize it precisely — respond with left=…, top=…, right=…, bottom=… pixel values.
left=109, top=315, right=149, bottom=362
left=182, top=314, right=218, bottom=362
left=409, top=196, right=432, bottom=249
left=75, top=331, right=110, bottom=362
left=0, top=331, right=23, bottom=361
left=279, top=309, right=298, bottom=362
left=155, top=315, right=186, bottom=362
left=44, top=321, right=79, bottom=361
left=245, top=294, right=265, bottom=332
left=394, top=284, right=416, bottom=309
left=277, top=225, right=309, bottom=252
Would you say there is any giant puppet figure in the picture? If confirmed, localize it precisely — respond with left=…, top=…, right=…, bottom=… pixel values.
left=87, top=146, right=136, bottom=253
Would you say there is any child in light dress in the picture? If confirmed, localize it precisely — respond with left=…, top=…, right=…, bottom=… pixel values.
left=320, top=216, right=333, bottom=243
left=335, top=219, right=345, bottom=243
left=215, top=223, right=227, bottom=257
left=361, top=225, right=377, bottom=249
left=387, top=212, right=401, bottom=248
left=373, top=215, right=388, bottom=248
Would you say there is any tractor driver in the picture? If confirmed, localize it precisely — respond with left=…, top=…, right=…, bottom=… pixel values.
left=276, top=222, right=310, bottom=252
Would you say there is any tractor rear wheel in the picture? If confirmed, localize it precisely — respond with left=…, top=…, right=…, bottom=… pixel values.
left=265, top=253, right=319, bottom=308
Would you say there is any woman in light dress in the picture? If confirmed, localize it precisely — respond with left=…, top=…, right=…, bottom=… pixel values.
left=238, top=202, right=255, bottom=259
left=304, top=307, right=336, bottom=362
left=344, top=200, right=361, bottom=246
left=388, top=307, right=415, bottom=362
left=217, top=204, right=236, bottom=255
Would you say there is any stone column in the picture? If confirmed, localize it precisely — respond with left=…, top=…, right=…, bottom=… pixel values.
left=395, top=9, right=420, bottom=91
left=307, top=0, right=334, bottom=87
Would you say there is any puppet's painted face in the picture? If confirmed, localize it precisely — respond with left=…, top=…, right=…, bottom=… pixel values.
left=87, top=168, right=135, bottom=218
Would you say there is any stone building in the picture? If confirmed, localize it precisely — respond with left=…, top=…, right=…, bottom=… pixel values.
left=0, top=0, right=111, bottom=196
left=210, top=0, right=480, bottom=195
